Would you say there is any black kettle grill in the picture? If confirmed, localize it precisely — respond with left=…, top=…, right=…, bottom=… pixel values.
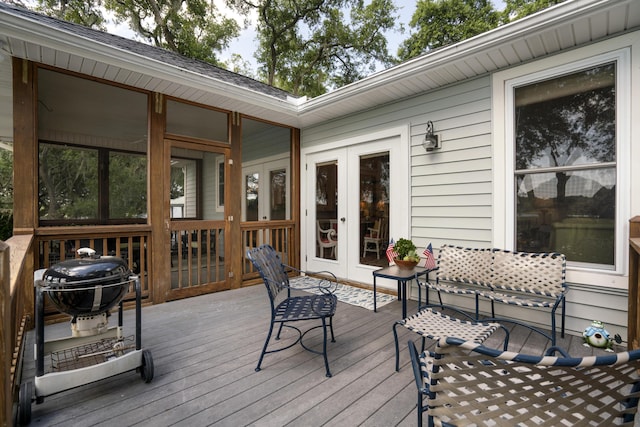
left=42, top=254, right=131, bottom=317
left=18, top=248, right=154, bottom=425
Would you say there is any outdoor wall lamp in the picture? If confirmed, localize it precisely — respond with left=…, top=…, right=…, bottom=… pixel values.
left=423, top=121, right=441, bottom=152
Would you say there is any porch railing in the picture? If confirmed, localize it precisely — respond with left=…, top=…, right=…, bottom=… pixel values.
left=1, top=234, right=35, bottom=427
left=169, top=221, right=226, bottom=291
left=35, top=227, right=152, bottom=309
left=241, top=221, right=296, bottom=282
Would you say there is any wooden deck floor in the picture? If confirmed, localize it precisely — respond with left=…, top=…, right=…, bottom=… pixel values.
left=20, top=285, right=619, bottom=427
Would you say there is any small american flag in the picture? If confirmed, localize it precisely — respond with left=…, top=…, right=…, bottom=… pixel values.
left=386, top=239, right=398, bottom=264
left=423, top=243, right=436, bottom=269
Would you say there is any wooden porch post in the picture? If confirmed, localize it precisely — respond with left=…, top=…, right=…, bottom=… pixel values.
left=149, top=93, right=170, bottom=304
left=0, top=242, right=10, bottom=427
left=628, top=216, right=640, bottom=350
left=290, top=128, right=301, bottom=268
left=228, top=112, right=242, bottom=288
left=11, top=58, right=36, bottom=234
left=11, top=58, right=35, bottom=326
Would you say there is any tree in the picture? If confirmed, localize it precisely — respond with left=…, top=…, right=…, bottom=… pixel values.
left=33, top=0, right=107, bottom=29
left=398, top=0, right=499, bottom=61
left=398, top=0, right=567, bottom=62
left=105, top=0, right=241, bottom=66
left=0, top=144, right=13, bottom=212
left=228, top=0, right=400, bottom=96
left=515, top=63, right=616, bottom=226
left=224, top=53, right=257, bottom=78
left=30, top=0, right=241, bottom=66
left=502, top=0, right=566, bottom=22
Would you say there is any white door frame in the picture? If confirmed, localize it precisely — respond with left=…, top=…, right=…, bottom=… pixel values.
left=301, top=125, right=411, bottom=287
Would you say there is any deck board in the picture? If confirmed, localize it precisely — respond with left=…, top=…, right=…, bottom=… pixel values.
left=20, top=285, right=619, bottom=426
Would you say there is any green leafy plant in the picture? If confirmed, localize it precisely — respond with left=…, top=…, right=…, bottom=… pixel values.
left=394, top=238, right=419, bottom=262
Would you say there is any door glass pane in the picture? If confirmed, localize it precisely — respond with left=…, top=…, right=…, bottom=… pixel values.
left=245, top=172, right=259, bottom=221
left=360, top=153, right=390, bottom=267
left=316, top=162, right=338, bottom=260
left=270, top=168, right=286, bottom=220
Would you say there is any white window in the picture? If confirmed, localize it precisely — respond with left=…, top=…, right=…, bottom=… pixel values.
left=494, top=43, right=630, bottom=280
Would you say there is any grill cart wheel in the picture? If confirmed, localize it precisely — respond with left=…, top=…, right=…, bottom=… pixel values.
left=18, top=381, right=33, bottom=425
left=139, top=349, right=154, bottom=383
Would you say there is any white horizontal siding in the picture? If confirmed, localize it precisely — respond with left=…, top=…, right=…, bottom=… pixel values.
left=302, top=76, right=494, bottom=251
left=303, top=68, right=631, bottom=339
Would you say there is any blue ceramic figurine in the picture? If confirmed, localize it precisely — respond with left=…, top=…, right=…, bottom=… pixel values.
left=583, top=320, right=614, bottom=352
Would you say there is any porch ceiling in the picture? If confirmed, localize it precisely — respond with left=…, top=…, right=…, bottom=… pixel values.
left=0, top=0, right=638, bottom=133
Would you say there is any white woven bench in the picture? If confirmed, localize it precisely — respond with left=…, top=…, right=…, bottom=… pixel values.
left=420, top=245, right=568, bottom=345
left=408, top=337, right=640, bottom=427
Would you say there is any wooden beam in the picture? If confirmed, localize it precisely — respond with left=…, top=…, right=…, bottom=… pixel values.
left=228, top=112, right=242, bottom=288
left=149, top=93, right=167, bottom=304
left=628, top=216, right=640, bottom=349
left=0, top=241, right=10, bottom=427
left=12, top=58, right=36, bottom=232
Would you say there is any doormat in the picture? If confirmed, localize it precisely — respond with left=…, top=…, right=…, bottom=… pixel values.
left=289, top=276, right=396, bottom=311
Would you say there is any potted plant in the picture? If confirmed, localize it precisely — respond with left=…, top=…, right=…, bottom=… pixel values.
left=393, top=238, right=420, bottom=269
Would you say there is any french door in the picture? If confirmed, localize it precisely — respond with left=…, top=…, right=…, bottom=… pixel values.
left=242, top=156, right=290, bottom=222
left=305, top=135, right=407, bottom=283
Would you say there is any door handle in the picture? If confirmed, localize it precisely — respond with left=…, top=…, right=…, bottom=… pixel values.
left=340, top=217, right=346, bottom=222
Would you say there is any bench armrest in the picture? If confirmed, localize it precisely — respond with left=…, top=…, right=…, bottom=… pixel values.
left=283, top=264, right=339, bottom=294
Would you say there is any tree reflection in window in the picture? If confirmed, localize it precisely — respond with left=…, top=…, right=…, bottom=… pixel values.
left=515, top=63, right=616, bottom=266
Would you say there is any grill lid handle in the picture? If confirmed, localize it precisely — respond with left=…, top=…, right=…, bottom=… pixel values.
left=77, top=247, right=97, bottom=258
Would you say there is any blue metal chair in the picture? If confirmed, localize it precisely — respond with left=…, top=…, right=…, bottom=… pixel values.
left=247, top=244, right=338, bottom=377
left=409, top=336, right=640, bottom=426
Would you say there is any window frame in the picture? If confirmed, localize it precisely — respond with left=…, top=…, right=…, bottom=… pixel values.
left=493, top=44, right=631, bottom=281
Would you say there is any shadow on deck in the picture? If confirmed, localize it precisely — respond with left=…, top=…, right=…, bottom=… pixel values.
left=19, top=285, right=617, bottom=426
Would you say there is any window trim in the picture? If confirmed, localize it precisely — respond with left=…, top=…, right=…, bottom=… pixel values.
left=493, top=43, right=630, bottom=281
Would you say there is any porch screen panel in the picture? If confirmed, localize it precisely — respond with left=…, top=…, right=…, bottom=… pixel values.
left=514, top=63, right=616, bottom=266
left=166, top=100, right=229, bottom=143
left=37, top=68, right=148, bottom=225
left=109, top=152, right=147, bottom=219
left=38, top=144, right=99, bottom=221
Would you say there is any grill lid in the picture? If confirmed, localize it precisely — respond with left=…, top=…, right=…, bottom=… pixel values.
left=43, top=256, right=130, bottom=285
left=43, top=252, right=132, bottom=317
